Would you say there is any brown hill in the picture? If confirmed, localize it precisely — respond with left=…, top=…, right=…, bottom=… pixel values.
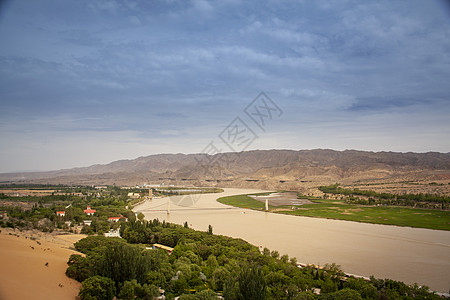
left=1, top=149, right=449, bottom=189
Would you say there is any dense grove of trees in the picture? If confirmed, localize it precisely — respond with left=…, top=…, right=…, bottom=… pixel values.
left=319, top=185, right=449, bottom=209
left=67, top=219, right=443, bottom=300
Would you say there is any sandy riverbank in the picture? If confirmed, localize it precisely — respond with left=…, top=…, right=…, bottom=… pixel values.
left=0, top=228, right=86, bottom=300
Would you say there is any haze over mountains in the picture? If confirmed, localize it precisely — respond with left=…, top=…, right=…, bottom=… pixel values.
left=1, top=149, right=449, bottom=189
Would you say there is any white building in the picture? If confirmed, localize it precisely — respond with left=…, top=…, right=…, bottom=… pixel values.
left=104, top=230, right=121, bottom=238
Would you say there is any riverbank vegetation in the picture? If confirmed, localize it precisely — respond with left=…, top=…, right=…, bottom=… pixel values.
left=319, top=184, right=449, bottom=210
left=67, top=218, right=443, bottom=299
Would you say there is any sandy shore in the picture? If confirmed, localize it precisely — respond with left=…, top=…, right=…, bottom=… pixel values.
left=0, top=228, right=86, bottom=300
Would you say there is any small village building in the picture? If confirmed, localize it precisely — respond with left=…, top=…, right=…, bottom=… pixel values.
left=83, top=220, right=92, bottom=226
left=104, top=229, right=121, bottom=238
left=127, top=192, right=141, bottom=199
left=83, top=206, right=96, bottom=216
left=56, top=211, right=65, bottom=217
left=108, top=215, right=128, bottom=222
left=95, top=186, right=107, bottom=189
left=151, top=243, right=174, bottom=255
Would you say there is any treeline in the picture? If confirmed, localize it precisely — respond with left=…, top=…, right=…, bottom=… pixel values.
left=0, top=183, right=70, bottom=189
left=156, top=187, right=224, bottom=196
left=0, top=193, right=76, bottom=203
left=66, top=219, right=443, bottom=300
left=319, top=185, right=449, bottom=209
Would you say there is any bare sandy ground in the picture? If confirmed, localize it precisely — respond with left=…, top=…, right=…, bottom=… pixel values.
left=134, top=188, right=450, bottom=293
left=0, top=228, right=86, bottom=300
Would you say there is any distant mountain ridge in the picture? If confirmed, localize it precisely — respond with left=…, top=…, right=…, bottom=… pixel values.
left=1, top=149, right=449, bottom=188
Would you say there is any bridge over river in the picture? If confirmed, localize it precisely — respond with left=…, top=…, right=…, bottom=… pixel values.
left=134, top=188, right=450, bottom=293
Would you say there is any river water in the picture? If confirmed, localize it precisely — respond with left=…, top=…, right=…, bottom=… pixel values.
left=134, top=188, right=450, bottom=293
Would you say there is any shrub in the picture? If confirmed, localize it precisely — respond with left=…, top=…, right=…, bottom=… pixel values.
left=79, top=276, right=116, bottom=300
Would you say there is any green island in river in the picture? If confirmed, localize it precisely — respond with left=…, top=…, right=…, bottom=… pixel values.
left=217, top=187, right=450, bottom=231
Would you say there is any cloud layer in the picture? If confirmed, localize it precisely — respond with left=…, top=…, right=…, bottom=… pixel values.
left=0, top=0, right=449, bottom=172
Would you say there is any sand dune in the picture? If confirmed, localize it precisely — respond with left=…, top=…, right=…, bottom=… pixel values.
left=0, top=229, right=85, bottom=300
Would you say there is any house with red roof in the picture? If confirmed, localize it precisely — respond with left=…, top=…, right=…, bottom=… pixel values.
left=108, top=215, right=127, bottom=222
left=83, top=206, right=96, bottom=216
left=56, top=211, right=65, bottom=217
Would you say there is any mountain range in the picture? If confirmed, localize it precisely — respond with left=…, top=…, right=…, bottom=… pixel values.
left=1, top=149, right=450, bottom=189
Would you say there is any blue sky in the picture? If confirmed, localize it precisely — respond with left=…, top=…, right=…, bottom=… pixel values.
left=0, top=0, right=449, bottom=172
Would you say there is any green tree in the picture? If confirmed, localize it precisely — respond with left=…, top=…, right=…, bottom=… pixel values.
left=66, top=254, right=91, bottom=282
left=79, top=275, right=116, bottom=300
left=211, top=267, right=231, bottom=291
left=322, top=288, right=362, bottom=300
left=293, top=291, right=317, bottom=299
left=208, top=224, right=213, bottom=235
left=323, top=263, right=344, bottom=278
left=93, top=241, right=152, bottom=286
left=118, top=280, right=135, bottom=300
left=179, top=289, right=219, bottom=299
left=236, top=266, right=266, bottom=300
left=136, top=283, right=160, bottom=299
left=280, top=254, right=289, bottom=263
left=265, top=271, right=292, bottom=299
left=344, top=277, right=377, bottom=299
left=290, top=257, right=298, bottom=266
left=146, top=270, right=167, bottom=287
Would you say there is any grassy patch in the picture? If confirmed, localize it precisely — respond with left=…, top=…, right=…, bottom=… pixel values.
left=279, top=203, right=450, bottom=231
left=217, top=193, right=270, bottom=210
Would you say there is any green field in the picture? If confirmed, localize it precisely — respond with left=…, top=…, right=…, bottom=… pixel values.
left=217, top=194, right=450, bottom=231
left=217, top=193, right=272, bottom=210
